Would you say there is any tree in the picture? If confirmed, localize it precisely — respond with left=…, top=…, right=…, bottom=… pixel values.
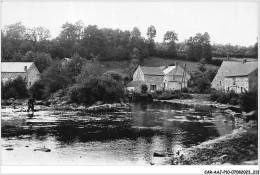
left=201, top=32, right=212, bottom=62
left=41, top=60, right=68, bottom=96
left=76, top=57, right=103, bottom=84
left=21, top=51, right=36, bottom=62
left=147, top=25, right=156, bottom=39
left=163, top=30, right=178, bottom=58
left=185, top=32, right=212, bottom=62
left=34, top=52, right=52, bottom=73
left=147, top=25, right=157, bottom=56
left=1, top=22, right=27, bottom=61
left=58, top=21, right=84, bottom=57
left=130, top=48, right=142, bottom=76
left=81, top=25, right=107, bottom=59
left=62, top=53, right=86, bottom=84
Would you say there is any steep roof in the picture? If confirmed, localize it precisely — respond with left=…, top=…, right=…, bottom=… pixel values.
left=224, top=61, right=258, bottom=77
left=1, top=62, right=34, bottom=73
left=140, top=66, right=165, bottom=76
left=162, top=66, right=176, bottom=74
left=167, top=65, right=191, bottom=79
left=126, top=81, right=144, bottom=87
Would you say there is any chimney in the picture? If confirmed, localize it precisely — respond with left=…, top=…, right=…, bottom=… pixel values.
left=24, top=66, right=27, bottom=71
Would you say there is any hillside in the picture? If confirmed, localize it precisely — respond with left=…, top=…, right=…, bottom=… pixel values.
left=101, top=57, right=219, bottom=77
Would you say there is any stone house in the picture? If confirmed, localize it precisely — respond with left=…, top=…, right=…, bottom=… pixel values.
left=211, top=61, right=258, bottom=93
left=1, top=62, right=40, bottom=88
left=126, top=63, right=191, bottom=92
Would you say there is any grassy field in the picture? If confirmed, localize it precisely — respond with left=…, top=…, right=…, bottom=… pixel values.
left=101, top=57, right=219, bottom=77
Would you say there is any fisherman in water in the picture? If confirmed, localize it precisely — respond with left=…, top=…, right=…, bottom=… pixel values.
left=27, top=95, right=36, bottom=113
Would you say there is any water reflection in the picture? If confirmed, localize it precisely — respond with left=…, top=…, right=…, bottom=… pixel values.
left=1, top=101, right=238, bottom=165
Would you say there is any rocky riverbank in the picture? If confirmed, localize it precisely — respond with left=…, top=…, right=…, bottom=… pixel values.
left=156, top=121, right=258, bottom=165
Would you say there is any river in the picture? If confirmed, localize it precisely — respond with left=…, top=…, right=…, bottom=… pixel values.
left=1, top=101, right=241, bottom=165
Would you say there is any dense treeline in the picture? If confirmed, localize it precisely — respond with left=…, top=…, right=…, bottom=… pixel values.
left=2, top=22, right=258, bottom=65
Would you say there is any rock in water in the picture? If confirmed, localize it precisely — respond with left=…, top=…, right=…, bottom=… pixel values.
left=34, top=148, right=51, bottom=152
left=6, top=148, right=14, bottom=151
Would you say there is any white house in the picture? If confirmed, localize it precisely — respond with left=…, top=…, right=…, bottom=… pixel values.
left=126, top=63, right=191, bottom=92
left=1, top=62, right=40, bottom=88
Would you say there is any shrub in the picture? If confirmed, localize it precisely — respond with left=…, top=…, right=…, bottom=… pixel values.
left=191, top=69, right=218, bottom=93
left=141, top=84, right=148, bottom=94
left=210, top=90, right=239, bottom=105
left=29, top=80, right=45, bottom=100
left=102, top=71, right=123, bottom=82
left=2, top=76, right=29, bottom=99
left=68, top=76, right=125, bottom=104
left=34, top=52, right=52, bottom=73
left=210, top=90, right=222, bottom=101
left=181, top=87, right=189, bottom=93
left=210, top=59, right=223, bottom=66
left=154, top=90, right=192, bottom=100
left=41, top=60, right=68, bottom=97
left=239, top=90, right=258, bottom=112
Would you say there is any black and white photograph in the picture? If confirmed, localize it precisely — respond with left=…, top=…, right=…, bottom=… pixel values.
left=0, top=1, right=259, bottom=174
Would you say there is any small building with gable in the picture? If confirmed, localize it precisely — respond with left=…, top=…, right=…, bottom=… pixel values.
left=211, top=61, right=258, bottom=93
left=126, top=63, right=191, bottom=92
left=1, top=62, right=40, bottom=88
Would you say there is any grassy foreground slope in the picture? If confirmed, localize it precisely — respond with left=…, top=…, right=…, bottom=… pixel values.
left=101, top=57, right=219, bottom=77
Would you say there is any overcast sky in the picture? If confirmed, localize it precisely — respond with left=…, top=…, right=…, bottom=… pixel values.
left=1, top=1, right=258, bottom=46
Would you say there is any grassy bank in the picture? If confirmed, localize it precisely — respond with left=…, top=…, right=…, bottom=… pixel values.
left=164, top=123, right=258, bottom=165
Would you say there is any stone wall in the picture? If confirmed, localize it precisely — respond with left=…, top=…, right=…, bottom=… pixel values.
left=2, top=72, right=27, bottom=82
left=144, top=75, right=164, bottom=91
left=167, top=82, right=187, bottom=90
left=1, top=63, right=40, bottom=88
left=133, top=66, right=144, bottom=81
left=27, top=64, right=40, bottom=87
left=225, top=76, right=249, bottom=93
left=248, top=69, right=258, bottom=91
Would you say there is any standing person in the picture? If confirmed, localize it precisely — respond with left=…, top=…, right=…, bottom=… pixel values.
left=27, top=96, right=36, bottom=113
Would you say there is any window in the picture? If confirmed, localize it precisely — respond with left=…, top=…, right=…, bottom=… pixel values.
left=150, top=85, right=156, bottom=91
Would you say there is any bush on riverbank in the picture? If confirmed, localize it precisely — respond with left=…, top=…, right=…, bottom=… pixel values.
left=153, top=90, right=193, bottom=100
left=68, top=73, right=125, bottom=105
left=239, top=90, right=258, bottom=112
left=29, top=80, right=45, bottom=100
left=188, top=66, right=218, bottom=94
left=210, top=89, right=258, bottom=110
left=210, top=90, right=239, bottom=105
left=1, top=76, right=29, bottom=99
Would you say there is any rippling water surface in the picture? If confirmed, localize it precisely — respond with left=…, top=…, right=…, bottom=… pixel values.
left=1, top=101, right=240, bottom=165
